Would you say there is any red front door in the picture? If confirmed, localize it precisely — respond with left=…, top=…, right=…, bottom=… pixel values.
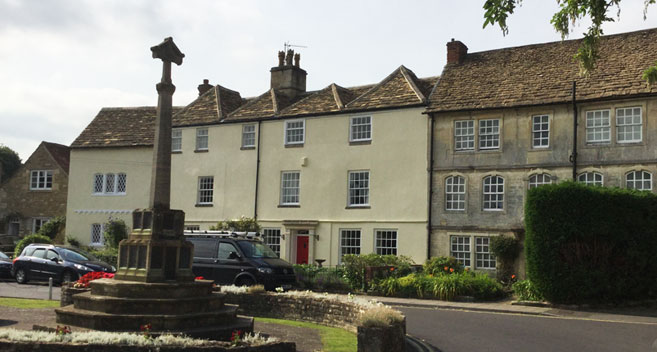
left=296, top=236, right=309, bottom=264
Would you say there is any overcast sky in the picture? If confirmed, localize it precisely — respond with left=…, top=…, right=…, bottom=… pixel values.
left=1, top=0, right=656, bottom=160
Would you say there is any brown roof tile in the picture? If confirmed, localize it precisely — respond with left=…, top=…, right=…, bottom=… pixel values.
left=428, top=28, right=657, bottom=113
left=42, top=142, right=70, bottom=173
left=346, top=66, right=428, bottom=110
left=173, top=85, right=242, bottom=126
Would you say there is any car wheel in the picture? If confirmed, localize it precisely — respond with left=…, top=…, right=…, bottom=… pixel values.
left=236, top=277, right=255, bottom=287
left=15, top=268, right=28, bottom=284
left=62, top=270, right=78, bottom=283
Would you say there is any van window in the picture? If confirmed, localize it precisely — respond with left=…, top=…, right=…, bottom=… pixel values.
left=218, top=242, right=239, bottom=260
left=237, top=241, right=278, bottom=259
left=190, top=238, right=217, bottom=258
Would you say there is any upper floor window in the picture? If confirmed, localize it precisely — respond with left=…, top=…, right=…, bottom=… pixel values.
left=197, top=176, right=214, bottom=205
left=285, top=119, right=305, bottom=145
left=483, top=175, right=504, bottom=211
left=626, top=171, right=652, bottom=191
left=532, top=115, right=549, bottom=148
left=242, top=124, right=256, bottom=148
left=479, top=119, right=500, bottom=150
left=577, top=172, right=604, bottom=186
left=348, top=171, right=370, bottom=207
left=196, top=128, right=209, bottom=151
left=445, top=176, right=466, bottom=211
left=171, top=129, right=182, bottom=152
left=350, top=116, right=372, bottom=142
left=616, top=107, right=642, bottom=143
left=375, top=229, right=397, bottom=255
left=528, top=173, right=552, bottom=189
left=30, top=170, right=53, bottom=190
left=93, top=173, right=126, bottom=195
left=586, top=109, right=611, bottom=143
left=454, top=120, right=474, bottom=151
left=280, top=171, right=300, bottom=205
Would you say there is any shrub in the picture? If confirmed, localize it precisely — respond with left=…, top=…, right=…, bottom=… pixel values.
left=342, top=254, right=415, bottom=290
left=14, top=234, right=52, bottom=257
left=37, top=216, right=65, bottom=240
left=525, top=181, right=657, bottom=303
left=372, top=272, right=504, bottom=301
left=423, top=256, right=464, bottom=275
left=66, top=236, right=80, bottom=247
left=85, top=247, right=118, bottom=267
left=293, top=265, right=350, bottom=292
left=512, top=280, right=543, bottom=301
left=103, top=218, right=128, bottom=249
left=490, top=235, right=520, bottom=282
left=210, top=216, right=260, bottom=232
left=248, top=285, right=266, bottom=294
left=359, top=306, right=404, bottom=328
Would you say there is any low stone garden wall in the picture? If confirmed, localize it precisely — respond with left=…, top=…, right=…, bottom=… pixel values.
left=0, top=341, right=294, bottom=352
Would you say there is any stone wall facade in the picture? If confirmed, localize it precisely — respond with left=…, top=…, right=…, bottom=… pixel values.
left=0, top=341, right=295, bottom=352
left=0, top=143, right=68, bottom=238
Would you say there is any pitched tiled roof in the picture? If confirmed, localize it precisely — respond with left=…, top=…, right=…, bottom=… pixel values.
left=346, top=66, right=430, bottom=109
left=428, top=28, right=657, bottom=113
left=173, top=85, right=242, bottom=126
left=71, top=107, right=182, bottom=148
left=42, top=142, right=70, bottom=173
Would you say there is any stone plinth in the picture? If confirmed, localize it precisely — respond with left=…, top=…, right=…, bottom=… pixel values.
left=55, top=279, right=253, bottom=340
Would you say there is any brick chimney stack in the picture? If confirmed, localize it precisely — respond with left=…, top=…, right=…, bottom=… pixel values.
left=447, top=39, right=468, bottom=65
left=270, top=49, right=307, bottom=99
left=197, top=79, right=212, bottom=96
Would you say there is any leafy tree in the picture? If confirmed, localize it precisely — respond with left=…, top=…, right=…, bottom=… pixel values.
left=37, top=216, right=65, bottom=240
left=483, top=0, right=657, bottom=84
left=103, top=218, right=128, bottom=249
left=209, top=216, right=261, bottom=232
left=0, top=145, right=21, bottom=182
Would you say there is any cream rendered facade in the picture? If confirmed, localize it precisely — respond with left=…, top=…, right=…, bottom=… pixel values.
left=171, top=107, right=430, bottom=266
left=65, top=147, right=152, bottom=246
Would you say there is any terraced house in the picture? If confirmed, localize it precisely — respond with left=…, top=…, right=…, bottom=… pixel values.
left=427, top=29, right=657, bottom=275
left=66, top=50, right=436, bottom=265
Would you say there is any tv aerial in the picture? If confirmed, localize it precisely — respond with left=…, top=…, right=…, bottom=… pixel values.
left=284, top=41, right=308, bottom=52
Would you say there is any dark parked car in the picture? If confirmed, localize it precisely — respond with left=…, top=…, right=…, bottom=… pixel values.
left=0, top=252, right=12, bottom=278
left=186, top=232, right=296, bottom=290
left=12, top=244, right=115, bottom=284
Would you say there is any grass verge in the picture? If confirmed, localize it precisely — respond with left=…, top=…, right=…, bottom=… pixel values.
left=255, top=317, right=356, bottom=352
left=0, top=297, right=60, bottom=309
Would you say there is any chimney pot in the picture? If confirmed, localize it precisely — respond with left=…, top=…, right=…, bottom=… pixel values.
left=197, top=79, right=213, bottom=96
left=447, top=39, right=468, bottom=65
left=271, top=50, right=307, bottom=99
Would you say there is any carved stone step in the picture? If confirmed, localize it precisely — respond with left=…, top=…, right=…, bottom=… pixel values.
left=72, top=291, right=225, bottom=315
left=89, top=278, right=214, bottom=299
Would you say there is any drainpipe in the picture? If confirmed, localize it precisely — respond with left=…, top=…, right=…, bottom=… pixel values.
left=427, top=113, right=435, bottom=260
left=570, top=81, right=578, bottom=180
left=254, top=121, right=262, bottom=219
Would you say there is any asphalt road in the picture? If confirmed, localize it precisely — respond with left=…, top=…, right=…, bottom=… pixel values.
left=0, top=278, right=61, bottom=300
left=399, top=306, right=657, bottom=352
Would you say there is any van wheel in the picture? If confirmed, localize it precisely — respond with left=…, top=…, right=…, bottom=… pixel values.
left=15, top=268, right=28, bottom=284
left=62, top=271, right=78, bottom=283
left=236, top=277, right=255, bottom=287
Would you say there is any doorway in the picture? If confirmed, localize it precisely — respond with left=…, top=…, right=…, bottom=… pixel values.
left=295, top=231, right=309, bottom=265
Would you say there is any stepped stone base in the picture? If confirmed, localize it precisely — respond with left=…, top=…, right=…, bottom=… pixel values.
left=55, top=279, right=253, bottom=341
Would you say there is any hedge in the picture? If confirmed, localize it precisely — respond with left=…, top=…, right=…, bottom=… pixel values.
left=525, top=181, right=657, bottom=303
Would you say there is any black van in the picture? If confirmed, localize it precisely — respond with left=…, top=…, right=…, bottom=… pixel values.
left=185, top=232, right=296, bottom=290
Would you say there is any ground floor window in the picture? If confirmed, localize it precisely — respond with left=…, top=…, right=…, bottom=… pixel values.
left=475, top=237, right=496, bottom=269
left=8, top=219, right=20, bottom=236
left=340, top=229, right=361, bottom=262
left=450, top=236, right=471, bottom=267
left=450, top=235, right=497, bottom=269
left=32, top=218, right=50, bottom=234
left=185, top=225, right=200, bottom=231
left=375, top=229, right=397, bottom=255
left=263, top=228, right=281, bottom=257
left=91, top=223, right=104, bottom=246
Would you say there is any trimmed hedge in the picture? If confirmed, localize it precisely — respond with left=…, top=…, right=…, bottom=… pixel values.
left=525, top=181, right=657, bottom=303
left=14, top=234, right=52, bottom=257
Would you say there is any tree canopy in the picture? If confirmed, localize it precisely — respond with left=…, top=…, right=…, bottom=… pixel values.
left=0, top=145, right=21, bottom=182
left=483, top=0, right=657, bottom=85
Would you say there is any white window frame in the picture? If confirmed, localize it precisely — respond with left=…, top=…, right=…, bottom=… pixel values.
left=616, top=107, right=642, bottom=143
left=263, top=228, right=282, bottom=257
left=482, top=175, right=504, bottom=211
left=577, top=172, right=604, bottom=186
left=348, top=170, right=370, bottom=207
left=532, top=115, right=550, bottom=148
left=349, top=116, right=372, bottom=142
left=478, top=119, right=500, bottom=150
left=626, top=170, right=652, bottom=191
left=196, top=128, right=209, bottom=151
left=528, top=173, right=552, bottom=189
left=339, top=229, right=361, bottom=263
left=375, top=229, right=397, bottom=255
left=32, top=217, right=50, bottom=234
left=93, top=173, right=127, bottom=195
left=171, top=129, right=182, bottom=152
left=242, top=124, right=256, bottom=148
left=445, top=176, right=466, bottom=211
left=90, top=223, right=104, bottom=247
left=586, top=109, right=611, bottom=143
left=454, top=120, right=475, bottom=151
left=284, top=119, right=305, bottom=145
left=475, top=236, right=497, bottom=269
left=450, top=235, right=471, bottom=267
left=30, top=170, right=53, bottom=190
left=197, top=176, right=214, bottom=205
left=280, top=171, right=300, bottom=205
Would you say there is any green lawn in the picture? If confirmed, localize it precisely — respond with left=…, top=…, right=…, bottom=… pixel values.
left=0, top=297, right=60, bottom=309
left=255, top=317, right=357, bottom=352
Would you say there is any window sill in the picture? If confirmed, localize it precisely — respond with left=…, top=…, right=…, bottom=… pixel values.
left=92, top=193, right=127, bottom=197
left=278, top=204, right=300, bottom=208
left=171, top=151, right=182, bottom=154
left=346, top=205, right=370, bottom=209
left=349, top=140, right=372, bottom=146
left=194, top=149, right=209, bottom=153
left=285, top=143, right=304, bottom=148
left=29, top=189, right=52, bottom=192
left=241, top=146, right=256, bottom=150
left=528, top=147, right=551, bottom=152
left=195, top=203, right=213, bottom=207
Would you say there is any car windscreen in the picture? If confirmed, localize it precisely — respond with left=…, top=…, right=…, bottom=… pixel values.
left=236, top=241, right=278, bottom=259
left=59, top=248, right=96, bottom=262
